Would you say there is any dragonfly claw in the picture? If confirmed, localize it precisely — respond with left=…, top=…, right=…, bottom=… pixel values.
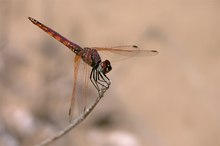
left=108, top=81, right=111, bottom=86
left=98, top=90, right=102, bottom=96
left=98, top=88, right=105, bottom=96
left=98, top=85, right=109, bottom=96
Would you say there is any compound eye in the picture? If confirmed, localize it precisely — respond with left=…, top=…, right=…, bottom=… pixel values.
left=106, top=64, right=112, bottom=72
left=102, top=60, right=112, bottom=74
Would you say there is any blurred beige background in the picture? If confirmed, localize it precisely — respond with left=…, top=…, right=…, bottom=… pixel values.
left=0, top=0, right=219, bottom=146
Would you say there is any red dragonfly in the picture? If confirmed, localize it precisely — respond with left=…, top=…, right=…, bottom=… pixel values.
left=28, top=17, right=158, bottom=120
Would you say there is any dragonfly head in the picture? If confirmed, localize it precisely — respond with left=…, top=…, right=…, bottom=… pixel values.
left=99, top=60, right=112, bottom=74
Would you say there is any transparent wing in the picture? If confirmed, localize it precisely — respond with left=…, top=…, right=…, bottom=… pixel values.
left=93, top=45, right=158, bottom=56
left=91, top=45, right=158, bottom=62
left=69, top=56, right=96, bottom=122
left=76, top=62, right=90, bottom=115
left=69, top=55, right=81, bottom=122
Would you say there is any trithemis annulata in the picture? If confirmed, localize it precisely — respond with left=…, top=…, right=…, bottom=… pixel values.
left=28, top=17, right=158, bottom=121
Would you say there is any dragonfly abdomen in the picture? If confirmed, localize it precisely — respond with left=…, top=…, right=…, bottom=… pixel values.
left=28, top=17, right=83, bottom=54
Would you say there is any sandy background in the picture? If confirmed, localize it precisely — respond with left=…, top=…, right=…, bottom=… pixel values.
left=0, top=0, right=219, bottom=146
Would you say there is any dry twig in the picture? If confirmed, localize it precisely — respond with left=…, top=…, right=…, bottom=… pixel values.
left=34, top=88, right=108, bottom=146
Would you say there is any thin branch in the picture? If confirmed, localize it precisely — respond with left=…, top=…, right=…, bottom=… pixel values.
left=34, top=88, right=108, bottom=146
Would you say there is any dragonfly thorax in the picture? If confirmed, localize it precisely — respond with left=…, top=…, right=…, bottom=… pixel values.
left=97, top=60, right=112, bottom=74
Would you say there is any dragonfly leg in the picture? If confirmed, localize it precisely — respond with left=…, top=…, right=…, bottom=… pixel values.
left=92, top=69, right=107, bottom=96
left=94, top=69, right=109, bottom=89
left=90, top=68, right=109, bottom=96
left=90, top=68, right=100, bottom=91
left=102, top=73, right=111, bottom=86
left=94, top=69, right=108, bottom=89
left=96, top=72, right=108, bottom=84
left=98, top=72, right=110, bottom=88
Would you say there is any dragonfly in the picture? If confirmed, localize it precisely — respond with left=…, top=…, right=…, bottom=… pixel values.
left=28, top=17, right=158, bottom=120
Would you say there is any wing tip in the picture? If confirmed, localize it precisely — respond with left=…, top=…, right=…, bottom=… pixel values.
left=132, top=45, right=138, bottom=48
left=68, top=108, right=73, bottom=122
left=69, top=108, right=72, bottom=116
left=152, top=50, right=159, bottom=55
left=133, top=45, right=159, bottom=54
